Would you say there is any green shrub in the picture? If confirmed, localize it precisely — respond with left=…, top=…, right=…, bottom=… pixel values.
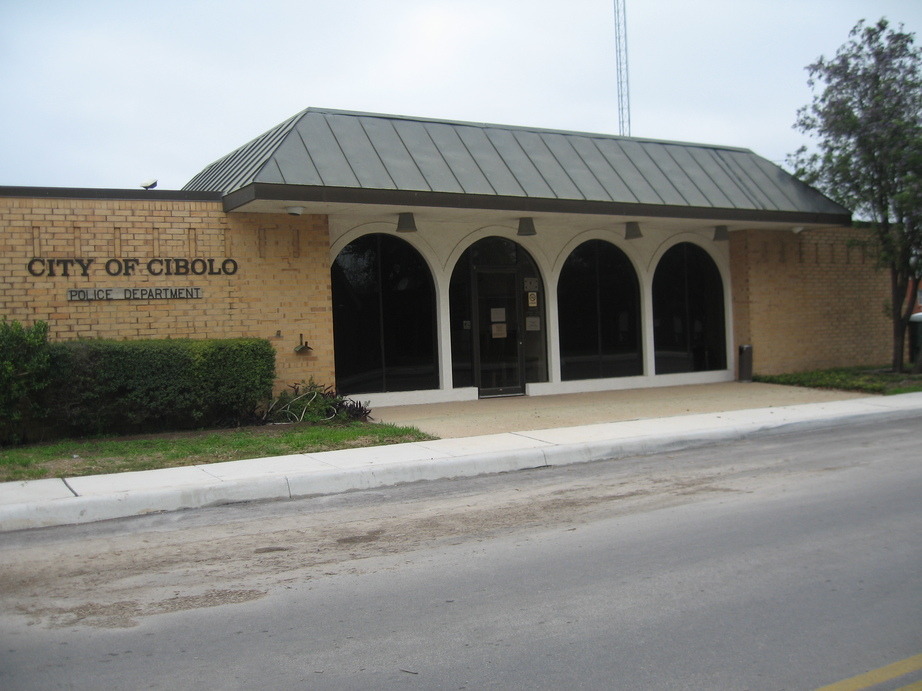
left=48, top=338, right=275, bottom=437
left=0, top=319, right=52, bottom=445
left=187, top=338, right=277, bottom=425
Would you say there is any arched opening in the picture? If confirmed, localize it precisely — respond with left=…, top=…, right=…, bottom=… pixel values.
left=331, top=233, right=437, bottom=394
left=652, top=242, right=726, bottom=374
left=449, top=237, right=547, bottom=396
left=558, top=239, right=642, bottom=380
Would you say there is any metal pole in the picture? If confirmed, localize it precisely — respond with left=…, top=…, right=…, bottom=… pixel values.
left=614, top=0, right=631, bottom=136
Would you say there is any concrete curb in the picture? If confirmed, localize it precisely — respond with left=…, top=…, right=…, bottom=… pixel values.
left=1, top=393, right=920, bottom=532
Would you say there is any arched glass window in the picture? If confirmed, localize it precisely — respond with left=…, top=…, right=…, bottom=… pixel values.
left=652, top=242, right=726, bottom=374
left=558, top=240, right=642, bottom=380
left=332, top=234, right=437, bottom=394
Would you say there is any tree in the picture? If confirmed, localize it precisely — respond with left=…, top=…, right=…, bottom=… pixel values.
left=790, top=18, right=922, bottom=372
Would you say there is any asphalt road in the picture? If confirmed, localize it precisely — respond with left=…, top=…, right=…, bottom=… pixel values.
left=1, top=418, right=920, bottom=690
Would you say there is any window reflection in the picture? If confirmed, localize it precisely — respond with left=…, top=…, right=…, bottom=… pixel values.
left=652, top=242, right=726, bottom=374
left=332, top=234, right=438, bottom=394
left=558, top=240, right=642, bottom=380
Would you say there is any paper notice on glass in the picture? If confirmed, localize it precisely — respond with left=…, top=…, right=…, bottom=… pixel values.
left=490, top=308, right=506, bottom=322
left=492, top=323, right=507, bottom=338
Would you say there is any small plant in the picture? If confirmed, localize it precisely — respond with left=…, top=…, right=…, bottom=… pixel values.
left=338, top=397, right=372, bottom=422
left=261, top=381, right=372, bottom=424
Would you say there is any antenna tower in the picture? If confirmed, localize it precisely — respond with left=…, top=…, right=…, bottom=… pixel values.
left=613, top=0, right=631, bottom=136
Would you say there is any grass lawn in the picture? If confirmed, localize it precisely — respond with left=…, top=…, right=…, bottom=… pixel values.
left=754, top=365, right=922, bottom=395
left=0, top=422, right=435, bottom=483
left=4, top=365, right=919, bottom=484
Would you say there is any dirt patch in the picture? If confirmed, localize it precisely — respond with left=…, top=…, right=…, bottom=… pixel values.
left=336, top=529, right=385, bottom=545
left=0, top=459, right=764, bottom=630
left=17, top=589, right=266, bottom=629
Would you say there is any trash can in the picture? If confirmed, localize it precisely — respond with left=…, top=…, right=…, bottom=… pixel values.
left=738, top=344, right=753, bottom=382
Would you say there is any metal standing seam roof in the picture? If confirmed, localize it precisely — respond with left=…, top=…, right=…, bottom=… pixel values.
left=183, top=108, right=850, bottom=223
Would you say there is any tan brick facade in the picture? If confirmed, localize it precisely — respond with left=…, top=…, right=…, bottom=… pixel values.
left=0, top=195, right=335, bottom=391
left=2, top=192, right=899, bottom=398
left=730, top=227, right=892, bottom=374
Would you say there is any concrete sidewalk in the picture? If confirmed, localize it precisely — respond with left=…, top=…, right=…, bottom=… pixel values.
left=2, top=388, right=921, bottom=533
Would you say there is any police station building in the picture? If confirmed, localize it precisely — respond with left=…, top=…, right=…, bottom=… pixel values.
left=0, top=108, right=892, bottom=406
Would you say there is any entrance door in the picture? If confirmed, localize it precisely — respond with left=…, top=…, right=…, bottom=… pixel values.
left=448, top=237, right=547, bottom=396
left=475, top=270, right=524, bottom=396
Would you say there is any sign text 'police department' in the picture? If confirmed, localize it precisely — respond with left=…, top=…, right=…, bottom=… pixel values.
left=67, top=287, right=203, bottom=301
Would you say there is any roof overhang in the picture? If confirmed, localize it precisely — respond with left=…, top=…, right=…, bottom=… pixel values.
left=0, top=185, right=222, bottom=202
left=223, top=182, right=852, bottom=228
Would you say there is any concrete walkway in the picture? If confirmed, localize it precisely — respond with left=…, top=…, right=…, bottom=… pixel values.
left=371, top=382, right=877, bottom=437
left=2, top=384, right=920, bottom=533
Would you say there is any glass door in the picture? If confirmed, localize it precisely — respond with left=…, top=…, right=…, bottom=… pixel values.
left=475, top=270, right=524, bottom=396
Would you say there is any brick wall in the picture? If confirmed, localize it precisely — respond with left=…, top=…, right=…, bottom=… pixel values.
left=730, top=227, right=892, bottom=374
left=0, top=195, right=335, bottom=390
left=3, top=194, right=900, bottom=390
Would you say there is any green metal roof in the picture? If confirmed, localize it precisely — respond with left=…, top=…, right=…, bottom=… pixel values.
left=183, top=108, right=850, bottom=224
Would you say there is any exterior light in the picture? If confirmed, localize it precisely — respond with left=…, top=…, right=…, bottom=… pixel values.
left=294, top=334, right=312, bottom=354
left=517, top=217, right=537, bottom=236
left=713, top=225, right=729, bottom=241
left=625, top=221, right=642, bottom=239
left=396, top=212, right=418, bottom=232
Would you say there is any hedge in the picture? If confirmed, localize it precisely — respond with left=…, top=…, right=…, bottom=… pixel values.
left=47, top=338, right=276, bottom=437
left=1, top=325, right=276, bottom=445
left=0, top=319, right=53, bottom=445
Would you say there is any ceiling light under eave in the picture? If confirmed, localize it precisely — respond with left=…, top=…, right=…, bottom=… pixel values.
left=517, top=217, right=537, bottom=236
left=397, top=212, right=418, bottom=232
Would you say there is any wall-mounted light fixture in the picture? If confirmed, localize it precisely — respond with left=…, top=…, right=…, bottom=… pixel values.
left=713, top=225, right=730, bottom=241
left=396, top=212, right=418, bottom=232
left=294, top=333, right=312, bottom=354
left=517, top=217, right=537, bottom=236
left=625, top=221, right=642, bottom=239
left=286, top=206, right=304, bottom=216
left=791, top=226, right=805, bottom=234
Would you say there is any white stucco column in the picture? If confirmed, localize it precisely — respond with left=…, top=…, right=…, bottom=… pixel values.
left=436, top=274, right=453, bottom=391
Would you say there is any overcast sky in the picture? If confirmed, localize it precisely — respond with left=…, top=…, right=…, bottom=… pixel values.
left=1, top=0, right=921, bottom=191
